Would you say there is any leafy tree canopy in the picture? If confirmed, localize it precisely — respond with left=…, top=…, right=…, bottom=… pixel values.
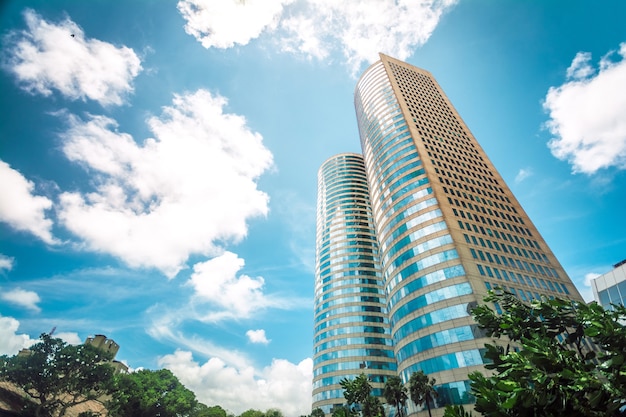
left=339, top=373, right=383, bottom=417
left=194, top=404, right=229, bottom=417
left=107, top=368, right=198, bottom=417
left=310, top=407, right=325, bottom=417
left=264, top=408, right=284, bottom=417
left=331, top=406, right=352, bottom=417
left=0, top=333, right=115, bottom=417
left=445, top=290, right=626, bottom=417
left=239, top=409, right=265, bottom=417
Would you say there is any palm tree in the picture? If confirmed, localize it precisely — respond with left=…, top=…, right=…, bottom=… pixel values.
left=383, top=376, right=408, bottom=417
left=408, top=371, right=438, bottom=417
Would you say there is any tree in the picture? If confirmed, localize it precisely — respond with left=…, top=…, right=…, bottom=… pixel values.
left=0, top=333, right=115, bottom=417
left=194, top=404, right=229, bottom=417
left=445, top=290, right=626, bottom=417
left=331, top=406, right=352, bottom=417
left=361, top=395, right=384, bottom=417
left=339, top=373, right=382, bottom=417
left=265, top=409, right=284, bottom=417
left=408, top=371, right=437, bottom=417
left=383, top=376, right=408, bottom=417
left=239, top=409, right=264, bottom=417
left=340, top=373, right=372, bottom=412
left=107, top=368, right=198, bottom=417
left=311, top=407, right=325, bottom=417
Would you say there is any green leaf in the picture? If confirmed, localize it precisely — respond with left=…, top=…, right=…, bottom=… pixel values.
left=495, top=380, right=517, bottom=392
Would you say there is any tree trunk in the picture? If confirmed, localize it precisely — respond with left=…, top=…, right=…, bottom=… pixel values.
left=426, top=400, right=432, bottom=417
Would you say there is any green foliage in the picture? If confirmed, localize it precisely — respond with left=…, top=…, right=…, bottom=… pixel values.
left=311, top=407, right=325, bottom=417
left=462, top=290, right=626, bottom=417
left=0, top=333, right=115, bottom=417
left=383, top=376, right=408, bottom=417
left=408, top=370, right=437, bottom=417
left=443, top=405, right=474, bottom=417
left=194, top=404, right=229, bottom=417
left=264, top=409, right=284, bottom=417
left=339, top=373, right=382, bottom=417
left=361, top=395, right=384, bottom=417
left=340, top=373, right=372, bottom=409
left=107, top=368, right=198, bottom=417
left=331, top=406, right=352, bottom=417
left=239, top=409, right=265, bottom=417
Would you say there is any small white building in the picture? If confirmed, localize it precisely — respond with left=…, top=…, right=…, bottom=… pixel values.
left=591, top=260, right=626, bottom=309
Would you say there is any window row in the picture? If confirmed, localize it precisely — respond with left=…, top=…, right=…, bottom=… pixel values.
left=314, top=336, right=393, bottom=355
left=386, top=249, right=460, bottom=296
left=314, top=314, right=387, bottom=334
left=395, top=325, right=480, bottom=363
left=399, top=349, right=487, bottom=382
left=313, top=347, right=395, bottom=367
left=478, top=265, right=569, bottom=295
left=392, top=302, right=471, bottom=340
left=313, top=360, right=397, bottom=377
left=390, top=282, right=473, bottom=326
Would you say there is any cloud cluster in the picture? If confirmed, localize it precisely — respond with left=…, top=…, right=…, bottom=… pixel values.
left=0, top=288, right=41, bottom=312
left=160, top=350, right=312, bottom=416
left=0, top=315, right=36, bottom=355
left=246, top=329, right=270, bottom=344
left=544, top=43, right=626, bottom=174
left=178, top=0, right=293, bottom=49
left=58, top=90, right=273, bottom=277
left=177, top=0, right=457, bottom=73
left=188, top=252, right=287, bottom=321
left=0, top=254, right=15, bottom=272
left=3, top=9, right=142, bottom=106
left=0, top=160, right=56, bottom=244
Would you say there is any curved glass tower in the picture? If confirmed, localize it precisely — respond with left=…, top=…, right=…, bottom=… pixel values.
left=313, top=153, right=397, bottom=414
left=318, top=54, right=583, bottom=415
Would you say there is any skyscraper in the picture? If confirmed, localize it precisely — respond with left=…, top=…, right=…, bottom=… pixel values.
left=313, top=154, right=397, bottom=412
left=313, top=54, right=584, bottom=415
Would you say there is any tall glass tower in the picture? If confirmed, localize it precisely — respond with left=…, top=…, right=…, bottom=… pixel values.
left=313, top=154, right=397, bottom=414
left=314, top=55, right=585, bottom=415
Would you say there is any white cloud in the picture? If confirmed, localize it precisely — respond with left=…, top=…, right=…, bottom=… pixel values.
left=57, top=90, right=273, bottom=277
left=565, top=52, right=595, bottom=80
left=247, top=329, right=270, bottom=344
left=178, top=0, right=293, bottom=49
left=54, top=331, right=83, bottom=345
left=0, top=315, right=36, bottom=355
left=188, top=252, right=292, bottom=321
left=578, top=272, right=601, bottom=302
left=3, top=9, right=142, bottom=106
left=0, top=288, right=41, bottom=312
left=0, top=254, right=14, bottom=273
left=544, top=43, right=626, bottom=174
left=0, top=160, right=56, bottom=244
left=514, top=168, right=532, bottom=184
left=159, top=350, right=313, bottom=417
left=584, top=272, right=601, bottom=288
left=148, top=316, right=254, bottom=370
left=178, top=0, right=457, bottom=74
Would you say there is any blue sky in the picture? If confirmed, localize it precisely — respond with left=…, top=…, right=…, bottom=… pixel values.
left=1, top=0, right=625, bottom=415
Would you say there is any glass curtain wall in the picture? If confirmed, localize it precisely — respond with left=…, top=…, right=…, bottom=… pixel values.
left=313, top=154, right=397, bottom=414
